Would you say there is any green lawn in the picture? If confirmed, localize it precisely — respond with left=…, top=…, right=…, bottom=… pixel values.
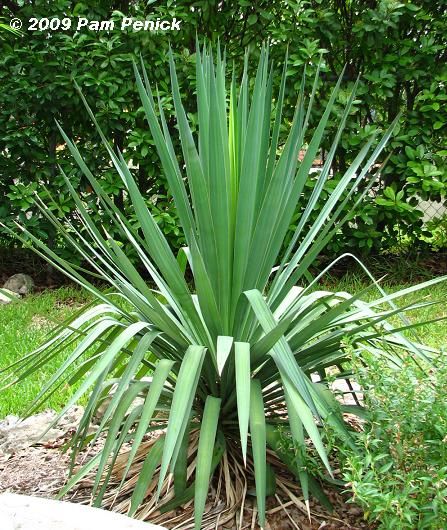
left=0, top=279, right=445, bottom=417
left=322, top=275, right=447, bottom=350
left=328, top=276, right=447, bottom=349
left=0, top=287, right=92, bottom=417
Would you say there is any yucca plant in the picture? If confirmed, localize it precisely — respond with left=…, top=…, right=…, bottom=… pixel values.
left=0, top=18, right=23, bottom=37
left=1, top=45, right=445, bottom=529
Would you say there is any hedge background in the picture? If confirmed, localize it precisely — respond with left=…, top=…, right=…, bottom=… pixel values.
left=1, top=0, right=446, bottom=263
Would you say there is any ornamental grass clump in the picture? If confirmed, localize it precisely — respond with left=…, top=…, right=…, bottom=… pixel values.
left=1, top=45, right=445, bottom=529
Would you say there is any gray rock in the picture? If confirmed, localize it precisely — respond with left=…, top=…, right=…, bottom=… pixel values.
left=0, top=493, right=166, bottom=530
left=0, top=289, right=19, bottom=304
left=3, top=273, right=35, bottom=295
left=0, top=407, right=84, bottom=456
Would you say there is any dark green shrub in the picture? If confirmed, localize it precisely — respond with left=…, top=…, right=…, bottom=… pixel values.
left=1, top=0, right=447, bottom=258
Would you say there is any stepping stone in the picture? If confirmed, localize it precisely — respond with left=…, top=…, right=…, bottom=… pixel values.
left=0, top=493, right=166, bottom=530
left=0, top=407, right=84, bottom=456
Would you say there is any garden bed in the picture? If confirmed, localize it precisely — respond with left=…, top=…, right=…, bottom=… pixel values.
left=0, top=422, right=372, bottom=530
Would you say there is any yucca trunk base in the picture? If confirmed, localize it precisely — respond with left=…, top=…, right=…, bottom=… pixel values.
left=72, top=434, right=321, bottom=529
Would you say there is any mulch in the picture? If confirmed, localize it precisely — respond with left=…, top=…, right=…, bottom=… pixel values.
left=0, top=434, right=375, bottom=530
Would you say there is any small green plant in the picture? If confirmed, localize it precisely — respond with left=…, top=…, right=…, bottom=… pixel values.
left=343, top=351, right=447, bottom=529
left=1, top=45, right=445, bottom=529
left=424, top=213, right=447, bottom=251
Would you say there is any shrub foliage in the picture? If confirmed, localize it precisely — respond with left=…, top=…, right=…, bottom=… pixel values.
left=1, top=0, right=446, bottom=255
left=344, top=352, right=447, bottom=529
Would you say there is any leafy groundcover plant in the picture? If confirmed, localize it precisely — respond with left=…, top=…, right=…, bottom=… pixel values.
left=1, top=45, right=445, bottom=529
left=342, top=351, right=447, bottom=529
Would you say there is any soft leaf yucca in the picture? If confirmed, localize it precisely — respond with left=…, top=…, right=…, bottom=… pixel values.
left=2, top=45, right=445, bottom=529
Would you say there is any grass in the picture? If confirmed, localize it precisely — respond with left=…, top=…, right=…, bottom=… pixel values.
left=0, top=277, right=445, bottom=417
left=322, top=274, right=447, bottom=350
left=0, top=287, right=93, bottom=417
